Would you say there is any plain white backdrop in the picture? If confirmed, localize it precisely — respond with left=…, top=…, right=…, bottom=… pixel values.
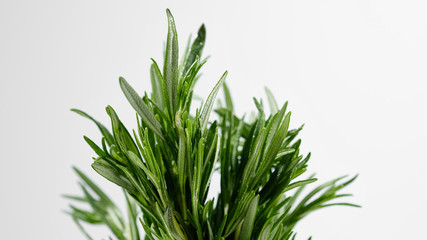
left=1, top=0, right=426, bottom=239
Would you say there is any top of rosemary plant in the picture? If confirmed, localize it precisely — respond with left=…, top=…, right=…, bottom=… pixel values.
left=64, top=9, right=359, bottom=240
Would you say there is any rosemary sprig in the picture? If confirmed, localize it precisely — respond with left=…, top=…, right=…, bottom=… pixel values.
left=65, top=9, right=359, bottom=240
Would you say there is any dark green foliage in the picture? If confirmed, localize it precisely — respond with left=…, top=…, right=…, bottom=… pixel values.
left=65, top=9, right=359, bottom=240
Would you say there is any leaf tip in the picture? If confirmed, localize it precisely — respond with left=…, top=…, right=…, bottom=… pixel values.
left=166, top=9, right=175, bottom=25
left=105, top=105, right=114, bottom=114
left=72, top=166, right=80, bottom=173
left=198, top=24, right=206, bottom=38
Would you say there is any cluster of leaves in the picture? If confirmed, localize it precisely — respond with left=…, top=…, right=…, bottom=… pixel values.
left=64, top=9, right=359, bottom=240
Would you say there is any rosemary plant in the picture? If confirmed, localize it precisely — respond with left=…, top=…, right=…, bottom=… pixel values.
left=64, top=9, right=359, bottom=240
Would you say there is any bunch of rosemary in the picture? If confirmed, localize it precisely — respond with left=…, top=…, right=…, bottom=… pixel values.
left=64, top=9, right=358, bottom=240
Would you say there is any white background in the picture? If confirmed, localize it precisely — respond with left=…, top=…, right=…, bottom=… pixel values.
left=1, top=0, right=426, bottom=239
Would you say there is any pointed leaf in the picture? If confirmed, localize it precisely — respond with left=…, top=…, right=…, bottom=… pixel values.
left=164, top=9, right=179, bottom=114
left=91, top=159, right=137, bottom=193
left=150, top=63, right=165, bottom=110
left=119, top=77, right=165, bottom=140
left=238, top=195, right=259, bottom=240
left=264, top=87, right=278, bottom=114
left=183, top=24, right=206, bottom=75
left=200, top=71, right=228, bottom=132
left=71, top=109, right=114, bottom=146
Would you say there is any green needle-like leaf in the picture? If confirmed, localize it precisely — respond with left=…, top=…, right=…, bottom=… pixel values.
left=264, top=87, right=278, bottom=114
left=124, top=191, right=140, bottom=240
left=83, top=136, right=106, bottom=157
left=200, top=71, right=228, bottom=132
left=237, top=194, right=259, bottom=240
left=119, top=77, right=165, bottom=140
left=91, top=159, right=137, bottom=193
left=183, top=24, right=206, bottom=75
left=71, top=108, right=115, bottom=146
left=164, top=8, right=179, bottom=115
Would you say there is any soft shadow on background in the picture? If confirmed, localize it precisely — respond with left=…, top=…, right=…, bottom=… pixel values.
left=1, top=0, right=426, bottom=239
